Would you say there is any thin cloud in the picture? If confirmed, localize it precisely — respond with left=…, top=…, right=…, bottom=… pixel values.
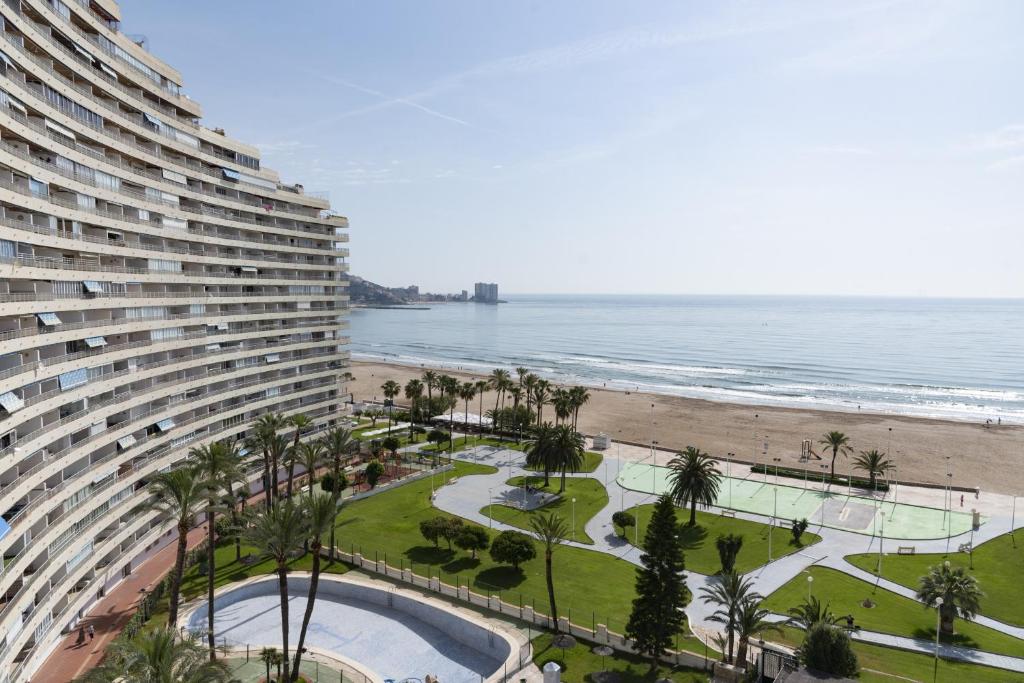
left=317, top=76, right=471, bottom=127
left=808, top=145, right=875, bottom=156
left=967, top=123, right=1024, bottom=151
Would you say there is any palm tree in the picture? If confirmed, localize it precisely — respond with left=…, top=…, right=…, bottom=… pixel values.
left=523, top=373, right=539, bottom=414
left=489, top=369, right=511, bottom=431
left=285, top=413, right=313, bottom=496
left=295, top=440, right=325, bottom=494
left=323, top=427, right=357, bottom=560
left=147, top=467, right=207, bottom=628
left=516, top=366, right=529, bottom=389
left=404, top=379, right=424, bottom=422
left=291, top=493, right=337, bottom=681
left=439, top=374, right=458, bottom=402
left=569, top=386, right=590, bottom=430
left=530, top=512, right=570, bottom=632
left=853, top=449, right=892, bottom=490
left=668, top=446, right=722, bottom=526
left=785, top=595, right=841, bottom=630
left=422, top=369, right=438, bottom=403
left=243, top=500, right=310, bottom=683
left=188, top=441, right=242, bottom=660
left=819, top=431, right=853, bottom=480
left=734, top=597, right=782, bottom=668
left=533, top=380, right=551, bottom=425
left=459, top=382, right=477, bottom=444
left=267, top=433, right=291, bottom=502
left=78, top=627, right=231, bottom=683
left=916, top=562, right=984, bottom=635
left=552, top=387, right=572, bottom=426
left=474, top=379, right=489, bottom=431
left=548, top=424, right=585, bottom=493
left=701, top=571, right=763, bottom=664
left=380, top=380, right=401, bottom=431
left=260, top=647, right=279, bottom=683
left=233, top=485, right=250, bottom=561
left=526, top=423, right=555, bottom=487
left=250, top=412, right=285, bottom=506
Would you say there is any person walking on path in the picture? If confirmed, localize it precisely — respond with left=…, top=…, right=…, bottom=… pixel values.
left=87, top=624, right=95, bottom=642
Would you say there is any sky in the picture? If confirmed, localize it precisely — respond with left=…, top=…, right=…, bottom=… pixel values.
left=121, top=1, right=1024, bottom=297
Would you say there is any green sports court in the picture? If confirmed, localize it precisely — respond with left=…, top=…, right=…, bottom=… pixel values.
left=617, top=461, right=977, bottom=540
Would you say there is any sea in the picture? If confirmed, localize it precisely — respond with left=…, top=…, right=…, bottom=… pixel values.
left=351, top=295, right=1024, bottom=424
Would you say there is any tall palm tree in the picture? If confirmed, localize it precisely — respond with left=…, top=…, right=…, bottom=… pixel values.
left=785, top=595, right=841, bottom=630
left=322, top=427, right=357, bottom=560
left=404, top=379, right=424, bottom=422
left=380, top=380, right=401, bottom=431
left=533, top=380, right=551, bottom=425
left=853, top=449, right=892, bottom=490
left=188, top=440, right=242, bottom=660
left=147, top=467, right=207, bottom=627
left=916, top=562, right=984, bottom=635
left=530, top=512, right=570, bottom=632
left=78, top=627, right=231, bottom=683
left=285, top=413, right=313, bottom=496
left=701, top=571, right=763, bottom=664
left=474, top=379, right=489, bottom=431
left=819, top=431, right=853, bottom=480
left=250, top=412, right=286, bottom=506
left=668, top=446, right=722, bottom=526
left=548, top=423, right=585, bottom=493
left=267, top=433, right=291, bottom=502
left=516, top=366, right=529, bottom=389
left=552, top=388, right=572, bottom=426
left=422, top=369, right=438, bottom=403
left=295, top=440, right=325, bottom=494
left=523, top=373, right=539, bottom=414
left=291, top=493, right=337, bottom=681
left=439, top=374, right=458, bottom=402
left=243, top=500, right=310, bottom=683
left=489, top=369, right=511, bottom=430
left=458, top=382, right=477, bottom=444
left=734, top=597, right=782, bottom=667
left=233, top=485, right=250, bottom=561
left=569, top=386, right=590, bottom=430
left=526, top=423, right=555, bottom=487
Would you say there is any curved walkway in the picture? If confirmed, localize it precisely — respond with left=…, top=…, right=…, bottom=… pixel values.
left=432, top=443, right=1024, bottom=673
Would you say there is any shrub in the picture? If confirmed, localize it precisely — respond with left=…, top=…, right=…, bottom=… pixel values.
left=319, top=471, right=349, bottom=493
left=419, top=517, right=446, bottom=547
left=454, top=526, right=490, bottom=558
left=791, top=518, right=810, bottom=546
left=365, top=460, right=385, bottom=488
left=716, top=533, right=744, bottom=574
left=381, top=435, right=401, bottom=454
left=612, top=511, right=636, bottom=537
left=800, top=623, right=859, bottom=677
left=489, top=531, right=537, bottom=569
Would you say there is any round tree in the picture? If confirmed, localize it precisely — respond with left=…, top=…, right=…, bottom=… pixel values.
left=454, top=526, right=490, bottom=559
left=490, top=530, right=537, bottom=569
left=612, top=510, right=636, bottom=538
left=365, top=460, right=385, bottom=488
left=800, top=622, right=858, bottom=677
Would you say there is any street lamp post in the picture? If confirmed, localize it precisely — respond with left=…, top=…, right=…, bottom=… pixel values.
left=772, top=457, right=781, bottom=487
left=807, top=575, right=814, bottom=601
left=571, top=497, right=577, bottom=542
left=877, top=511, right=886, bottom=574
left=727, top=452, right=734, bottom=509
left=488, top=487, right=494, bottom=529
left=933, top=597, right=944, bottom=683
left=768, top=514, right=774, bottom=562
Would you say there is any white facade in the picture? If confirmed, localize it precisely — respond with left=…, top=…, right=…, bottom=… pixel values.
left=0, top=1, right=349, bottom=679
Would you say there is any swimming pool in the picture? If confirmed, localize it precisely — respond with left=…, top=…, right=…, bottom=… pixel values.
left=183, top=574, right=524, bottom=683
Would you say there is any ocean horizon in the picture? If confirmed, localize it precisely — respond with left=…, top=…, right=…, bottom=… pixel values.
left=351, top=294, right=1024, bottom=424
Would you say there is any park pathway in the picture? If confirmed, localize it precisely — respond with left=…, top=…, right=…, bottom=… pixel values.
left=431, top=443, right=1024, bottom=673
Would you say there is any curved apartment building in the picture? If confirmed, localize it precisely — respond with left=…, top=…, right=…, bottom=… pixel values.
left=0, top=1, right=350, bottom=680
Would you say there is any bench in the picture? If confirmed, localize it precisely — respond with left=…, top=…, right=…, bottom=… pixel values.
left=958, top=542, right=972, bottom=554
left=720, top=510, right=737, bottom=518
left=897, top=546, right=916, bottom=555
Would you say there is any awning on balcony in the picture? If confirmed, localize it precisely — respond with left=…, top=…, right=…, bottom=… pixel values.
left=155, top=418, right=175, bottom=432
left=205, top=343, right=221, bottom=351
left=239, top=266, right=257, bottom=274
left=92, top=468, right=115, bottom=484
left=116, top=434, right=137, bottom=450
left=45, top=118, right=76, bottom=140
left=36, top=312, right=61, bottom=326
left=216, top=322, right=229, bottom=330
left=264, top=353, right=280, bottom=363
left=82, top=280, right=103, bottom=293
left=58, top=368, right=89, bottom=391
left=72, top=42, right=95, bottom=64
left=84, top=336, right=107, bottom=348
left=98, top=62, right=117, bottom=79
left=221, top=168, right=240, bottom=181
left=0, top=391, right=24, bottom=414
left=142, top=112, right=161, bottom=127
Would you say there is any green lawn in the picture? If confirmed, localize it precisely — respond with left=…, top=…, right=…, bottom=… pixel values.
left=762, top=567, right=1024, bottom=658
left=765, top=625, right=1021, bottom=683
left=846, top=531, right=1024, bottom=627
left=333, top=461, right=644, bottom=633
left=531, top=633, right=709, bottom=682
left=622, top=505, right=821, bottom=575
left=480, top=476, right=609, bottom=545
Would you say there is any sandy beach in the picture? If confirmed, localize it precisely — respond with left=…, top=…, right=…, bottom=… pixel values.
left=350, top=360, right=1024, bottom=495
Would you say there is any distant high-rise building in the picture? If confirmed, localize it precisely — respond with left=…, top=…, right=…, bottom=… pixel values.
left=0, top=1, right=349, bottom=678
left=461, top=289, right=469, bottom=301
left=474, top=282, right=498, bottom=303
